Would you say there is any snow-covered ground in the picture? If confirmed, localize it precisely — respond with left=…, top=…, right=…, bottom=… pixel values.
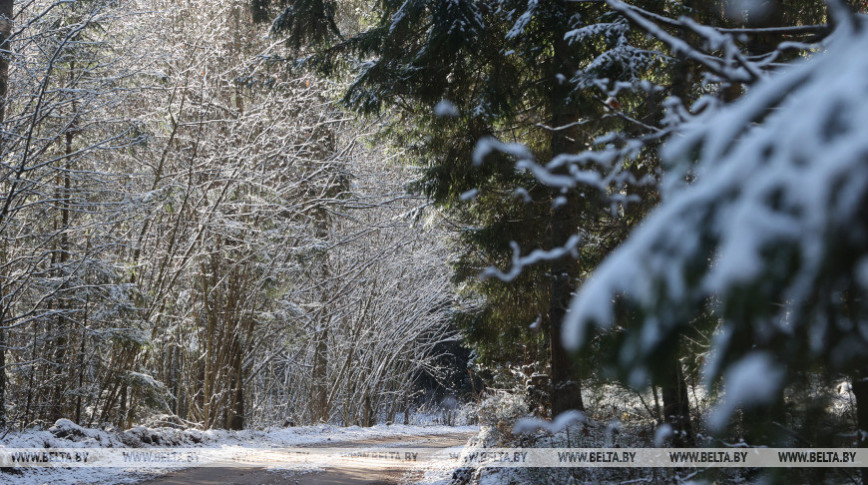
left=409, top=443, right=470, bottom=485
left=0, top=419, right=478, bottom=485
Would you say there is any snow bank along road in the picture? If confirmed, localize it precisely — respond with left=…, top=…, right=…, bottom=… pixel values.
left=135, top=430, right=475, bottom=485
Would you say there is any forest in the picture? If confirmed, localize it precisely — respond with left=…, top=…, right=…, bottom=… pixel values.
left=1, top=0, right=868, bottom=484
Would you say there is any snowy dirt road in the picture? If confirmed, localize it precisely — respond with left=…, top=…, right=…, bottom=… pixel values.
left=135, top=431, right=473, bottom=485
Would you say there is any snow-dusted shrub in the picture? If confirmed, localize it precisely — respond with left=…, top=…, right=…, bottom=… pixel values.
left=455, top=400, right=480, bottom=426
left=475, top=392, right=527, bottom=427
left=120, top=426, right=208, bottom=447
left=49, top=419, right=88, bottom=440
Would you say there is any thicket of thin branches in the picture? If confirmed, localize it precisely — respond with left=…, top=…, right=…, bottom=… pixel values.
left=0, top=0, right=454, bottom=431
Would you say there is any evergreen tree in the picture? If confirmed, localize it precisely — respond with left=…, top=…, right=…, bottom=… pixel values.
left=563, top=0, right=859, bottom=454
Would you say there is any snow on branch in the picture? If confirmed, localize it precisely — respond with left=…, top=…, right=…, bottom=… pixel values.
left=482, top=235, right=582, bottom=283
left=602, top=0, right=831, bottom=84
left=563, top=14, right=868, bottom=389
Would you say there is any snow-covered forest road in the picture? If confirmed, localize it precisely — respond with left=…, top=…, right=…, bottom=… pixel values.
left=135, top=431, right=474, bottom=485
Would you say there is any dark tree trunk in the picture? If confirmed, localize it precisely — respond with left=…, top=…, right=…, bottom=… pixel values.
left=119, top=383, right=128, bottom=429
left=309, top=324, right=328, bottom=422
left=661, top=356, right=694, bottom=447
left=548, top=228, right=583, bottom=415
left=308, top=206, right=331, bottom=423
left=852, top=375, right=868, bottom=485
left=362, top=392, right=373, bottom=427
left=547, top=1, right=584, bottom=416
left=228, top=340, right=244, bottom=430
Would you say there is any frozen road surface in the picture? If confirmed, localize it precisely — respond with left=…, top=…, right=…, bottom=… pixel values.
left=135, top=431, right=474, bottom=485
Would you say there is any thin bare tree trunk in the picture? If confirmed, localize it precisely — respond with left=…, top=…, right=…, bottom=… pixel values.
left=0, top=0, right=13, bottom=432
left=310, top=324, right=329, bottom=422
